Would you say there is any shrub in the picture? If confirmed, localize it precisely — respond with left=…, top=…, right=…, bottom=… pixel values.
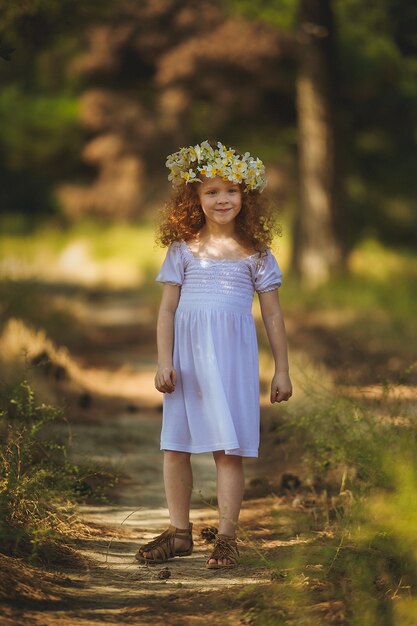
left=0, top=379, right=93, bottom=560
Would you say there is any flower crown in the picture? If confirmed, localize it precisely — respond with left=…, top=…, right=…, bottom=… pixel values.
left=166, top=140, right=267, bottom=193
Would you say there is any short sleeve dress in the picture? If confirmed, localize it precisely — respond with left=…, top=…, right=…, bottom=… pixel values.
left=155, top=239, right=282, bottom=458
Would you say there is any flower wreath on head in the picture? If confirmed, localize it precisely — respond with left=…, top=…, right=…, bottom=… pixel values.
left=165, top=140, right=267, bottom=193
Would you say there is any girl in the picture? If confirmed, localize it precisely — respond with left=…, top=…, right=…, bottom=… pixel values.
left=136, top=140, right=292, bottom=569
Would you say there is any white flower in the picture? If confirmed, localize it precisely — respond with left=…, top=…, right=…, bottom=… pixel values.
left=181, top=169, right=200, bottom=183
left=188, top=147, right=198, bottom=163
left=217, top=141, right=235, bottom=160
left=231, top=159, right=247, bottom=175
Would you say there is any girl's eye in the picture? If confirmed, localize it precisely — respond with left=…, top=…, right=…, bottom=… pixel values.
left=205, top=188, right=238, bottom=195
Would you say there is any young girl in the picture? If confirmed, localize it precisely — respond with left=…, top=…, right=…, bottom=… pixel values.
left=136, top=140, right=292, bottom=569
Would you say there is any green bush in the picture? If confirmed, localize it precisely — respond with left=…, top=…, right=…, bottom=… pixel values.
left=280, top=388, right=396, bottom=491
left=0, top=379, right=97, bottom=560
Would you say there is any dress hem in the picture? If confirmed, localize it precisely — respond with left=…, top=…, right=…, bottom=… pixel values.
left=160, top=441, right=258, bottom=458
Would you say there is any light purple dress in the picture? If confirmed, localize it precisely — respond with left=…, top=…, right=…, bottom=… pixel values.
left=155, top=239, right=283, bottom=458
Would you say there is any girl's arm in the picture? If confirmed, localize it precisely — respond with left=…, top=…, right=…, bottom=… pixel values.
left=258, top=289, right=292, bottom=403
left=155, top=284, right=181, bottom=394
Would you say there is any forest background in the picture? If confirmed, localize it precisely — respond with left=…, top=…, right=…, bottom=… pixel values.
left=0, top=1, right=416, bottom=625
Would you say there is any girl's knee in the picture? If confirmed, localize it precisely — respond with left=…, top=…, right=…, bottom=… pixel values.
left=212, top=451, right=242, bottom=465
left=164, top=450, right=191, bottom=463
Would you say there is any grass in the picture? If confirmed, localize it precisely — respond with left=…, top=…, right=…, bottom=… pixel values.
left=227, top=398, right=417, bottom=625
left=0, top=219, right=165, bottom=284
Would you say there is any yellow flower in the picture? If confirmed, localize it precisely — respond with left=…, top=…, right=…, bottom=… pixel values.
left=199, top=164, right=219, bottom=178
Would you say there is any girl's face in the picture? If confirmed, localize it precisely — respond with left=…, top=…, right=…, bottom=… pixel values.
left=196, top=176, right=242, bottom=226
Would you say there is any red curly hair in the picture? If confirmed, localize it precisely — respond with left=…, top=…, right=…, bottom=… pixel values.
left=155, top=181, right=281, bottom=255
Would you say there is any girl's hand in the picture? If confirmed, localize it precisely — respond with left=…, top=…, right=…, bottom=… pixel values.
left=270, top=371, right=292, bottom=403
left=155, top=364, right=177, bottom=394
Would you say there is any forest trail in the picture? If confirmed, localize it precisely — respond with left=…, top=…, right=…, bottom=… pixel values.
left=5, top=408, right=287, bottom=626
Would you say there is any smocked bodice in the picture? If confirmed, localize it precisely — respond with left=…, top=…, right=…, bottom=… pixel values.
left=155, top=240, right=282, bottom=314
left=179, top=247, right=260, bottom=314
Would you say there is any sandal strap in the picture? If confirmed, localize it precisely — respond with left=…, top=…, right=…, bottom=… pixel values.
left=208, top=534, right=239, bottom=564
left=170, top=522, right=193, bottom=538
left=139, top=523, right=193, bottom=561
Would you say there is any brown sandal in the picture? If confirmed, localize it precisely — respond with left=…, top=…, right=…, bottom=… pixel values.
left=206, top=533, right=239, bottom=569
left=135, top=523, right=193, bottom=564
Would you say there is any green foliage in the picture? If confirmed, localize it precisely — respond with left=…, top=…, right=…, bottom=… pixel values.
left=333, top=0, right=417, bottom=245
left=364, top=453, right=417, bottom=559
left=0, top=85, right=83, bottom=216
left=0, top=0, right=110, bottom=217
left=225, top=0, right=298, bottom=29
left=0, top=86, right=80, bottom=168
left=264, top=380, right=417, bottom=623
left=237, top=402, right=417, bottom=624
left=282, top=385, right=408, bottom=489
left=0, top=379, right=103, bottom=560
left=328, top=452, right=417, bottom=625
left=0, top=219, right=164, bottom=279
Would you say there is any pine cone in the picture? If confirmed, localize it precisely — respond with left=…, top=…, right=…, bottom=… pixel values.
left=158, top=567, right=171, bottom=580
left=200, top=526, right=218, bottom=543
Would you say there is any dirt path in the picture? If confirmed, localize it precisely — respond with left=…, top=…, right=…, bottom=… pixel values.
left=6, top=409, right=283, bottom=626
left=60, top=500, right=277, bottom=626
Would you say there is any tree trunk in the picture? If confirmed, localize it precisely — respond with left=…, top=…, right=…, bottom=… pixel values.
left=292, top=0, right=346, bottom=286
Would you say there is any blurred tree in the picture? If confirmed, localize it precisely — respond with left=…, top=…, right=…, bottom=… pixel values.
left=293, top=0, right=346, bottom=285
left=0, top=0, right=113, bottom=221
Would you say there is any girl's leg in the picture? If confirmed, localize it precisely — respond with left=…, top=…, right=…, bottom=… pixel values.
left=163, top=450, right=193, bottom=527
left=142, top=450, right=193, bottom=558
left=210, top=451, right=245, bottom=565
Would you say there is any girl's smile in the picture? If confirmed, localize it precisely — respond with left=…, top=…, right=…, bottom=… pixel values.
left=197, top=176, right=242, bottom=226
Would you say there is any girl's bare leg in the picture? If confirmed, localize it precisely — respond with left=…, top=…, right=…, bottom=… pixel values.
left=141, top=450, right=193, bottom=558
left=163, top=450, right=193, bottom=527
left=210, top=451, right=245, bottom=565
